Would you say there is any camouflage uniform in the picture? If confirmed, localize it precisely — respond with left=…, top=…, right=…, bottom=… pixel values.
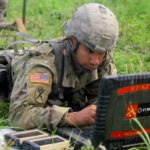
left=0, top=0, right=26, bottom=31
left=0, top=0, right=7, bottom=22
left=8, top=39, right=117, bottom=131
left=0, top=0, right=11, bottom=29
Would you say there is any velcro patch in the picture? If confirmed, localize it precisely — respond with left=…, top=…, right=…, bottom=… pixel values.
left=30, top=74, right=49, bottom=84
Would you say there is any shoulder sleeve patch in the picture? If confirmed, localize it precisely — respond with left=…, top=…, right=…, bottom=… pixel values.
left=36, top=86, right=45, bottom=104
left=30, top=73, right=49, bottom=84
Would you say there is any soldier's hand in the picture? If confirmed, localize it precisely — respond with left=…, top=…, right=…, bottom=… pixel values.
left=64, top=105, right=97, bottom=126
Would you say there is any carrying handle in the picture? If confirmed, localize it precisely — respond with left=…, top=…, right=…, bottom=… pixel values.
left=5, top=32, right=40, bottom=64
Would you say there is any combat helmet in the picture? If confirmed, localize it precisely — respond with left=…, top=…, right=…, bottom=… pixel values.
left=62, top=3, right=118, bottom=72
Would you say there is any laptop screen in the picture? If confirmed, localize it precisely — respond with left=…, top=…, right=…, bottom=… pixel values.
left=92, top=73, right=150, bottom=149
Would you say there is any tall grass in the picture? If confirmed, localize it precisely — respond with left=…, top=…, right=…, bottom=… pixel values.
left=0, top=102, right=9, bottom=126
left=128, top=118, right=150, bottom=150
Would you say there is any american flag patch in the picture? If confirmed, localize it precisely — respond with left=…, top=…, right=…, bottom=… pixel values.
left=30, top=74, right=49, bottom=84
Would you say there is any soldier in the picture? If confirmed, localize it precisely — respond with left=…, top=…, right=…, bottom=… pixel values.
left=0, top=0, right=25, bottom=31
left=8, top=3, right=118, bottom=131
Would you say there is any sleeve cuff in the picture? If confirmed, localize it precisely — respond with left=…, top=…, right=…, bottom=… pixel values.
left=48, top=105, right=72, bottom=130
left=58, top=112, right=68, bottom=127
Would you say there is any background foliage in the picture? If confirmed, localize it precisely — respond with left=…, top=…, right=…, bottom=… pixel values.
left=1, top=0, right=150, bottom=74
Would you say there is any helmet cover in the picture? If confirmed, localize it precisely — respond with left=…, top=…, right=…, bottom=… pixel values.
left=62, top=3, right=118, bottom=53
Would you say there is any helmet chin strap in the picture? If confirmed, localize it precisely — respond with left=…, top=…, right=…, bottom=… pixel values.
left=69, top=38, right=97, bottom=73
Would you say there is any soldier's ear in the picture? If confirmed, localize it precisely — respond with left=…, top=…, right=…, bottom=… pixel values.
left=69, top=37, right=75, bottom=46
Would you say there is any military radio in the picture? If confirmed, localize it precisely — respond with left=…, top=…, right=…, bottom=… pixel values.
left=5, top=129, right=49, bottom=147
left=5, top=129, right=70, bottom=150
left=22, top=135, right=69, bottom=150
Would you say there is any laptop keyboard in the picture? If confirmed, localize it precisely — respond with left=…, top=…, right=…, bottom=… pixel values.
left=68, top=126, right=93, bottom=140
left=80, top=130, right=93, bottom=140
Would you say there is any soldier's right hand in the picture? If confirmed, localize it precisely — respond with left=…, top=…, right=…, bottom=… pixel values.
left=64, top=105, right=97, bottom=127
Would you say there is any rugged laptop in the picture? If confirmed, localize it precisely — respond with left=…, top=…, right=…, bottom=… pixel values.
left=57, top=73, right=150, bottom=149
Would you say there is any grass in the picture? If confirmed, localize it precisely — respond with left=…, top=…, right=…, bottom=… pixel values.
left=128, top=118, right=150, bottom=150
left=1, top=0, right=150, bottom=74
left=0, top=0, right=150, bottom=149
left=0, top=102, right=9, bottom=126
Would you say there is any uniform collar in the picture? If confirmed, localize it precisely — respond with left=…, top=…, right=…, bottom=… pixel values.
left=62, top=41, right=98, bottom=88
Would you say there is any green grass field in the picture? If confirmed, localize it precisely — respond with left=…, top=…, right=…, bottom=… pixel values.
left=0, top=0, right=150, bottom=149
left=1, top=0, right=150, bottom=74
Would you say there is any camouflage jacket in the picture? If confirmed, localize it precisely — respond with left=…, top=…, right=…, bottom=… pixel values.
left=8, top=39, right=117, bottom=131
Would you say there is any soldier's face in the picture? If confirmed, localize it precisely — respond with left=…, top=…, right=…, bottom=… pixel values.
left=69, top=37, right=106, bottom=70
left=75, top=43, right=106, bottom=70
